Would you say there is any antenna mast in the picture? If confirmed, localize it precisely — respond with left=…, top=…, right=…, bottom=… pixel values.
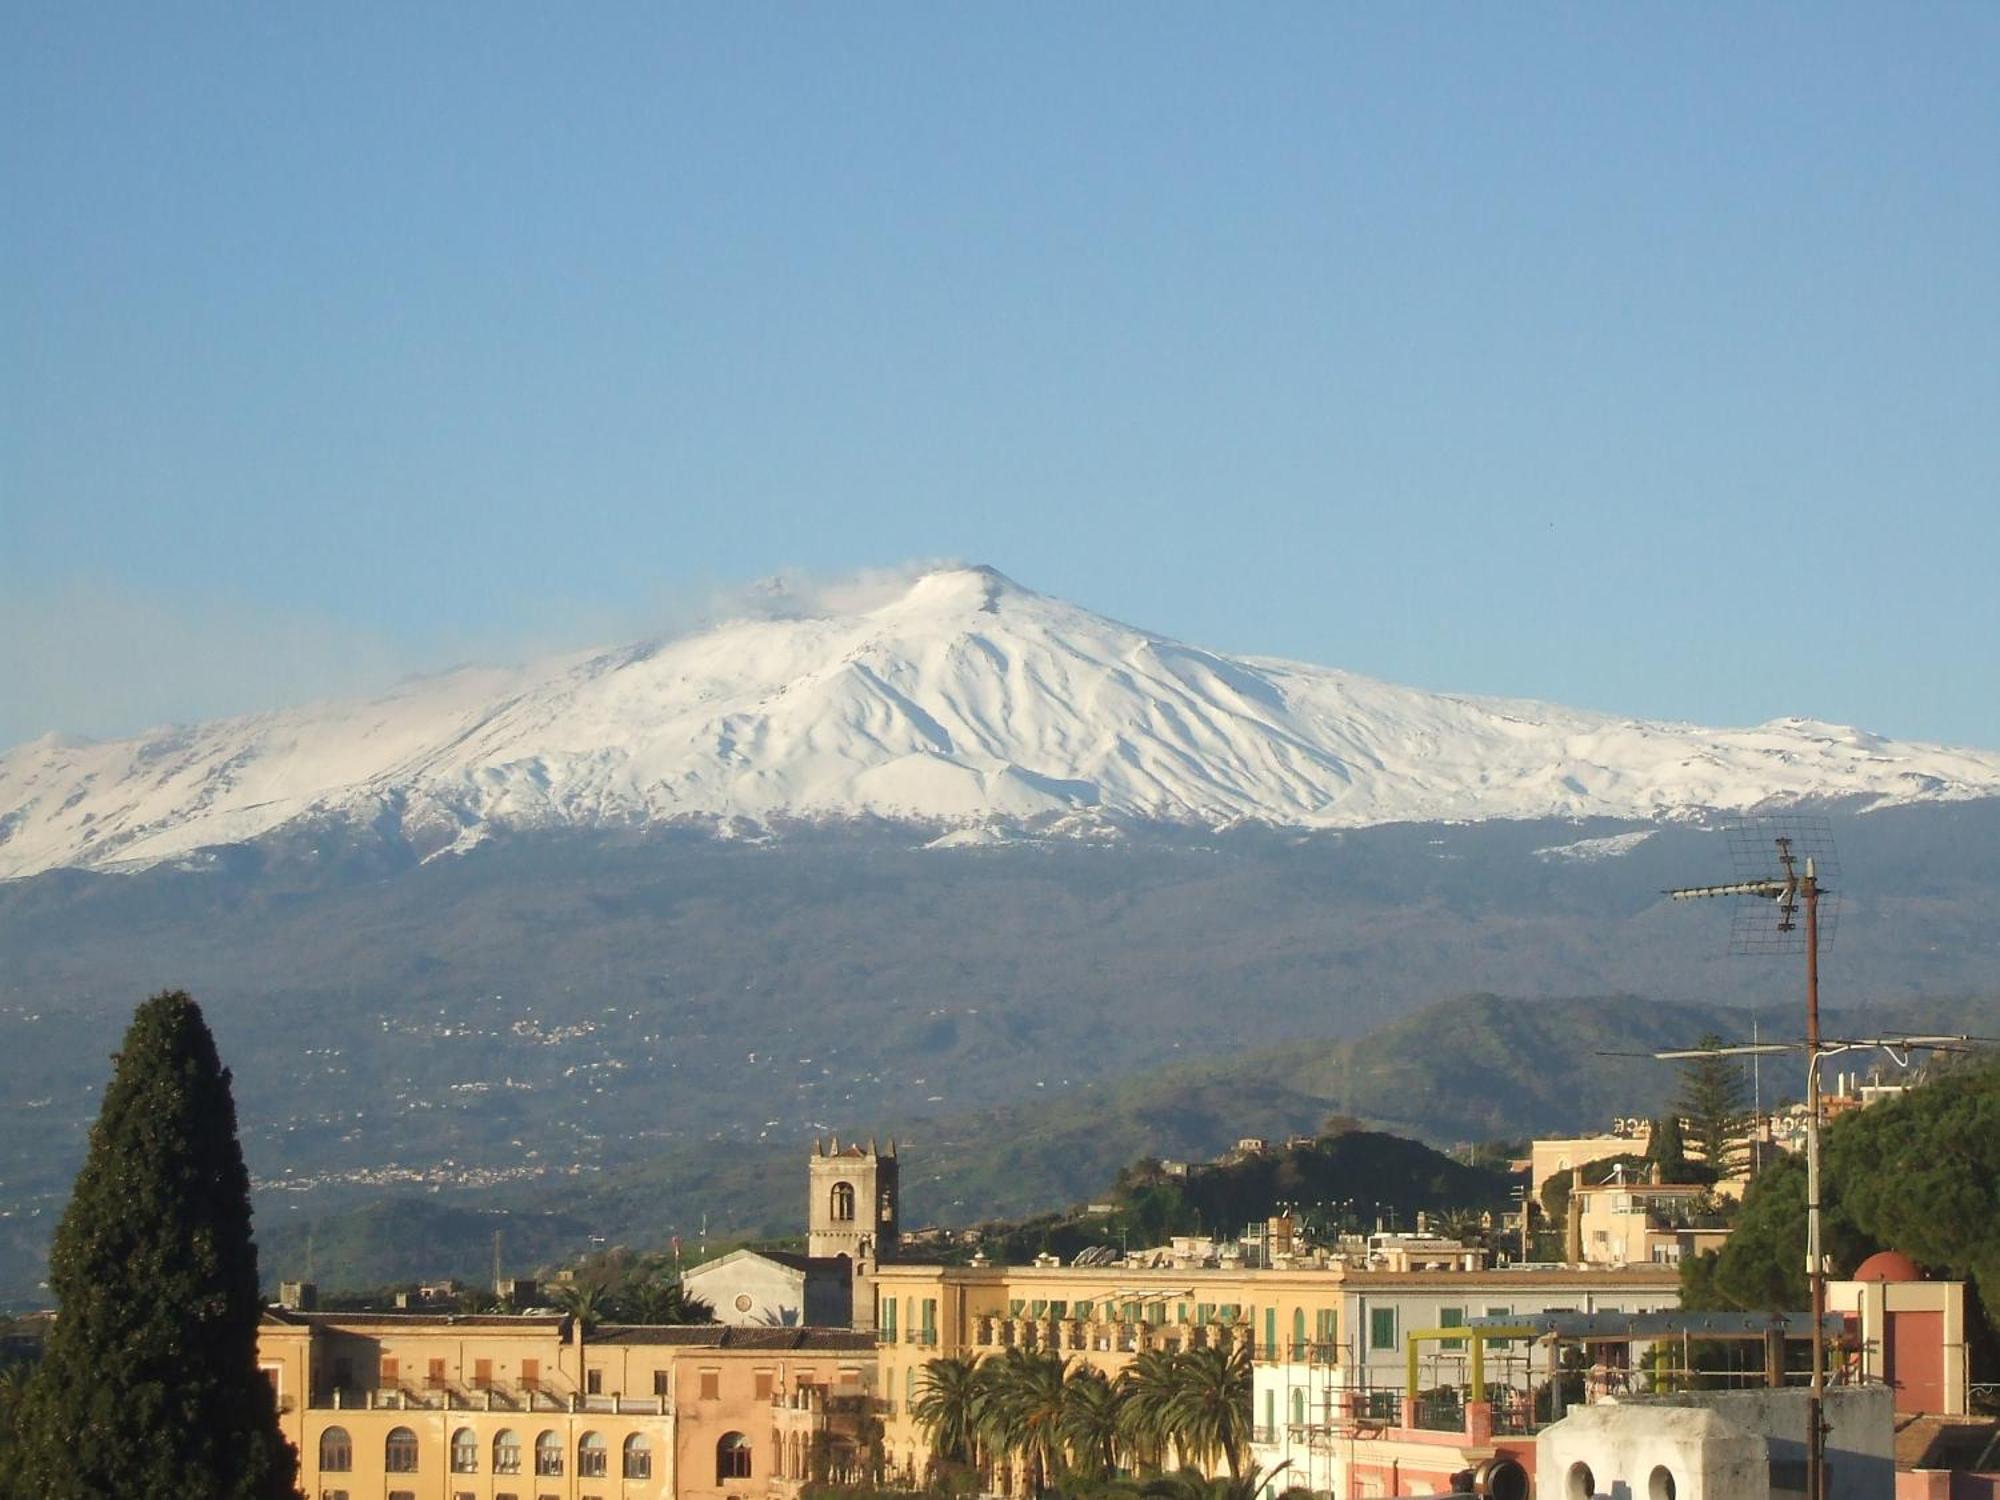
left=1666, top=815, right=1839, bottom=1500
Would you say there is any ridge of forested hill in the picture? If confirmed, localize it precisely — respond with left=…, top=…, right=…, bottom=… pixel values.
left=247, top=990, right=1997, bottom=1295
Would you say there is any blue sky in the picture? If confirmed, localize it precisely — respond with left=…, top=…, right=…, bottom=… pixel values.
left=5, top=4, right=1997, bottom=750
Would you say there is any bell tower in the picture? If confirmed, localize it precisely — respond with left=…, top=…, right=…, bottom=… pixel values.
left=808, top=1135, right=899, bottom=1262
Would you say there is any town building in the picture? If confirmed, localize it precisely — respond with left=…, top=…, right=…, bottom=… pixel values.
left=259, top=1311, right=876, bottom=1500
left=870, top=1253, right=1682, bottom=1497
left=683, top=1250, right=855, bottom=1330
left=1571, top=1178, right=1731, bottom=1268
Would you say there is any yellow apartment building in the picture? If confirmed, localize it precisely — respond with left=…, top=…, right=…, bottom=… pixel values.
left=871, top=1258, right=1682, bottom=1495
left=258, top=1310, right=875, bottom=1500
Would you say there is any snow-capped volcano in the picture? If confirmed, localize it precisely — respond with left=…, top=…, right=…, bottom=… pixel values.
left=4, top=565, right=1998, bottom=878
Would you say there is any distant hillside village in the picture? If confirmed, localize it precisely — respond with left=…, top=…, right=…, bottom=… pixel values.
left=220, top=1058, right=2000, bottom=1500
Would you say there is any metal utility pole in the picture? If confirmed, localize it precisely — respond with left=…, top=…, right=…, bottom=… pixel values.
left=1666, top=818, right=1837, bottom=1500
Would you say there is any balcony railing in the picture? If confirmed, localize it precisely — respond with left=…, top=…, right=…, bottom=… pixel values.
left=1408, top=1394, right=1465, bottom=1433
left=314, top=1386, right=669, bottom=1415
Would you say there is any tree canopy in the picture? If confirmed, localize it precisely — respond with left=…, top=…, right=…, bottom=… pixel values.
left=1673, top=1035, right=1750, bottom=1178
left=9, top=992, right=299, bottom=1499
left=1682, top=1054, right=2000, bottom=1380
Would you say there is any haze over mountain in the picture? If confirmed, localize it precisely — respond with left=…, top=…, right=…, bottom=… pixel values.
left=5, top=565, right=1998, bottom=880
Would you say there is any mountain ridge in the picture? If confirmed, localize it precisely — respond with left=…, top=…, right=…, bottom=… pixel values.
left=5, top=564, right=2000, bottom=879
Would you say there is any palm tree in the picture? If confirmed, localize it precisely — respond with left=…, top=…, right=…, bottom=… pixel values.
left=912, top=1355, right=986, bottom=1470
left=552, top=1277, right=610, bottom=1331
left=982, top=1347, right=1071, bottom=1495
left=1142, top=1459, right=1290, bottom=1500
left=1061, top=1365, right=1122, bottom=1482
left=1164, top=1343, right=1253, bottom=1479
left=620, top=1275, right=710, bottom=1325
left=1116, top=1348, right=1185, bottom=1473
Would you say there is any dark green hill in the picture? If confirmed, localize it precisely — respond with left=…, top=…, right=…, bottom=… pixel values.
left=253, top=990, right=1999, bottom=1292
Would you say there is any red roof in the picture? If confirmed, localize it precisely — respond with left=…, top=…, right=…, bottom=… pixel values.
left=1853, top=1250, right=1924, bottom=1283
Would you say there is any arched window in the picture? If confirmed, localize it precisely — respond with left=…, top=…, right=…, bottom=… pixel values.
left=450, top=1427, right=478, bottom=1473
left=578, top=1431, right=608, bottom=1478
left=623, top=1433, right=654, bottom=1480
left=717, top=1431, right=753, bottom=1481
left=318, top=1427, right=352, bottom=1472
left=1292, top=1306, right=1306, bottom=1352
left=830, top=1181, right=855, bottom=1222
left=385, top=1426, right=419, bottom=1473
left=493, top=1430, right=522, bottom=1475
left=535, top=1429, right=564, bottom=1476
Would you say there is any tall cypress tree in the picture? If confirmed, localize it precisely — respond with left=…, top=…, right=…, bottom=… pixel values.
left=1674, top=1033, right=1750, bottom=1179
left=12, top=992, right=298, bottom=1499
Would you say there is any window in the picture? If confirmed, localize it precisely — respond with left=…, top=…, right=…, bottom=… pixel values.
left=699, top=1368, right=720, bottom=1401
left=494, top=1430, right=523, bottom=1475
left=1370, top=1307, right=1397, bottom=1351
left=1264, top=1307, right=1276, bottom=1351
left=578, top=1432, right=608, bottom=1478
left=1030, top=1299, right=1048, bottom=1317
left=1316, top=1308, right=1338, bottom=1345
left=717, top=1431, right=753, bottom=1481
left=535, top=1431, right=564, bottom=1477
left=586, top=1368, right=602, bottom=1395
left=1263, top=1389, right=1274, bottom=1437
left=520, top=1359, right=540, bottom=1391
left=623, top=1434, right=653, bottom=1480
left=922, top=1298, right=937, bottom=1341
left=1441, top=1307, right=1465, bottom=1351
left=1075, top=1300, right=1093, bottom=1321
left=1291, top=1388, right=1306, bottom=1426
left=880, top=1296, right=897, bottom=1339
left=1484, top=1307, right=1513, bottom=1351
left=754, top=1370, right=774, bottom=1400
left=830, top=1181, right=855, bottom=1221
left=428, top=1357, right=447, bottom=1389
left=452, top=1427, right=479, bottom=1473
left=381, top=1357, right=400, bottom=1387
left=474, top=1358, right=493, bottom=1389
left=389, top=1492, right=414, bottom=1500
left=319, top=1427, right=353, bottom=1472
left=385, top=1427, right=419, bottom=1473
left=653, top=1370, right=670, bottom=1397
left=1292, top=1307, right=1307, bottom=1350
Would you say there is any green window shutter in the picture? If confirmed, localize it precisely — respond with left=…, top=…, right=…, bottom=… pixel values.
left=1264, top=1307, right=1276, bottom=1351
left=1441, top=1307, right=1465, bottom=1351
left=1030, top=1300, right=1048, bottom=1318
left=1370, top=1307, right=1396, bottom=1351
left=1263, top=1390, right=1274, bottom=1434
left=1484, top=1307, right=1512, bottom=1350
left=1075, top=1301, right=1093, bottom=1321
left=882, top=1298, right=897, bottom=1336
left=1292, top=1308, right=1306, bottom=1347
left=1008, top=1299, right=1025, bottom=1317
left=1291, top=1388, right=1305, bottom=1426
left=1316, top=1308, right=1337, bottom=1344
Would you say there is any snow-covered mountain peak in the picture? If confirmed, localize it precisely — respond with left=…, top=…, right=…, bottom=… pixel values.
left=3, top=573, right=1998, bottom=878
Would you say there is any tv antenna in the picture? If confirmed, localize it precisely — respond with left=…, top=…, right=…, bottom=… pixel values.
left=1664, top=813, right=1838, bottom=1500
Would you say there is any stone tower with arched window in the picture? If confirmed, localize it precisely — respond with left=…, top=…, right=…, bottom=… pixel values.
left=808, top=1135, right=899, bottom=1262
